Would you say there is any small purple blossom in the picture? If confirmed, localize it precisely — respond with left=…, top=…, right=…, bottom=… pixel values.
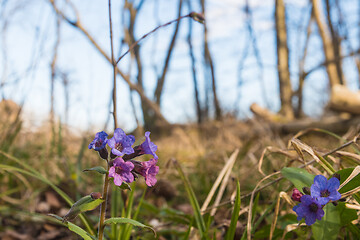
left=293, top=195, right=324, bottom=226
left=133, top=159, right=159, bottom=187
left=88, top=131, right=108, bottom=151
left=109, top=157, right=134, bottom=186
left=137, top=131, right=158, bottom=159
left=107, top=128, right=135, bottom=156
left=311, top=175, right=341, bottom=205
left=291, top=188, right=303, bottom=202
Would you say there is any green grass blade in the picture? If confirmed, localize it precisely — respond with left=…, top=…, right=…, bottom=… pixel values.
left=123, top=187, right=146, bottom=240
left=0, top=163, right=95, bottom=235
left=121, top=183, right=136, bottom=240
left=225, top=180, right=241, bottom=240
left=173, top=159, right=207, bottom=238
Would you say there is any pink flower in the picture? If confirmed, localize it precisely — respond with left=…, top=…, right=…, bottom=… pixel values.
left=133, top=159, right=159, bottom=187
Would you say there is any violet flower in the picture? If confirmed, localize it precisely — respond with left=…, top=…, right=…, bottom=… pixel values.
left=109, top=157, right=134, bottom=186
left=293, top=195, right=324, bottom=226
left=88, top=131, right=108, bottom=151
left=107, top=128, right=135, bottom=156
left=311, top=175, right=341, bottom=205
left=137, top=131, right=158, bottom=160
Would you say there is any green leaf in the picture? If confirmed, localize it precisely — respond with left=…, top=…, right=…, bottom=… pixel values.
left=337, top=202, right=358, bottom=226
left=336, top=168, right=360, bottom=194
left=48, top=214, right=97, bottom=240
left=83, top=166, right=107, bottom=175
left=281, top=167, right=315, bottom=193
left=48, top=213, right=64, bottom=222
left=118, top=181, right=132, bottom=191
left=253, top=224, right=283, bottom=239
left=68, top=222, right=97, bottom=240
left=225, top=180, right=241, bottom=240
left=104, top=217, right=156, bottom=236
left=311, top=203, right=357, bottom=239
left=63, top=195, right=104, bottom=221
left=312, top=204, right=341, bottom=240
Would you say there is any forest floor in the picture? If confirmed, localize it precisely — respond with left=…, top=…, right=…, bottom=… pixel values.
left=1, top=113, right=359, bottom=239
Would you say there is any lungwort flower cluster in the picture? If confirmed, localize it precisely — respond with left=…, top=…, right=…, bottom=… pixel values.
left=88, top=128, right=159, bottom=187
left=292, top=175, right=341, bottom=225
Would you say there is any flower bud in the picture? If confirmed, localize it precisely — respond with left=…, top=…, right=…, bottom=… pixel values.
left=90, top=192, right=102, bottom=200
left=331, top=173, right=340, bottom=181
left=302, top=187, right=311, bottom=195
left=189, top=12, right=205, bottom=24
left=110, top=152, right=117, bottom=159
left=291, top=188, right=303, bottom=202
left=98, top=148, right=108, bottom=160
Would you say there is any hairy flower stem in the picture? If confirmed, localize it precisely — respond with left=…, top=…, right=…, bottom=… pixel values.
left=98, top=163, right=110, bottom=240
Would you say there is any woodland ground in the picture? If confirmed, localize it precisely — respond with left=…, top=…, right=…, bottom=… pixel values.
left=0, top=103, right=359, bottom=239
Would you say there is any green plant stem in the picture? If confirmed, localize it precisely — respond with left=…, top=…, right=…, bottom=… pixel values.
left=98, top=164, right=110, bottom=240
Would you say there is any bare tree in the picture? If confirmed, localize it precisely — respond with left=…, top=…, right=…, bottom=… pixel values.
left=200, top=0, right=222, bottom=121
left=325, top=0, right=345, bottom=85
left=186, top=0, right=202, bottom=124
left=275, top=0, right=293, bottom=119
left=49, top=0, right=169, bottom=129
left=312, top=0, right=343, bottom=87
left=50, top=14, right=61, bottom=154
left=237, top=0, right=269, bottom=111
left=154, top=0, right=183, bottom=106
left=295, top=8, right=313, bottom=117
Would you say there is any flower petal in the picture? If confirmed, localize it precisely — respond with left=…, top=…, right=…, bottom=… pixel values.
left=313, top=175, right=328, bottom=190
left=108, top=166, right=116, bottom=178
left=121, top=171, right=134, bottom=183
left=317, top=197, right=329, bottom=205
left=329, top=191, right=342, bottom=201
left=113, top=174, right=124, bottom=186
left=113, top=128, right=126, bottom=140
left=305, top=213, right=316, bottom=225
left=327, top=177, right=340, bottom=192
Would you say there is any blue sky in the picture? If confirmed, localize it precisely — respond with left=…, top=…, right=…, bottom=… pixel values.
left=1, top=0, right=359, bottom=132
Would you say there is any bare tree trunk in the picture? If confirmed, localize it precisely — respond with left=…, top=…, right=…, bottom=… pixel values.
left=333, top=0, right=360, bottom=86
left=154, top=0, right=183, bottom=106
left=312, top=0, right=342, bottom=87
left=200, top=0, right=222, bottom=121
left=275, top=0, right=294, bottom=119
left=187, top=0, right=202, bottom=124
left=325, top=0, right=345, bottom=85
left=296, top=8, right=313, bottom=118
left=123, top=0, right=149, bottom=127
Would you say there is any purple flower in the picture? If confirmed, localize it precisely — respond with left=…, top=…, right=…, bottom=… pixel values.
left=291, top=188, right=303, bottom=202
left=107, top=128, right=135, bottom=156
left=311, top=175, right=341, bottom=205
left=109, top=157, right=134, bottom=186
left=88, top=131, right=108, bottom=151
left=133, top=159, right=159, bottom=187
left=293, top=195, right=324, bottom=225
left=137, top=131, right=158, bottom=160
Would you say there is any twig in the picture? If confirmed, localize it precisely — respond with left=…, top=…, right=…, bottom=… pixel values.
left=116, top=12, right=191, bottom=64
